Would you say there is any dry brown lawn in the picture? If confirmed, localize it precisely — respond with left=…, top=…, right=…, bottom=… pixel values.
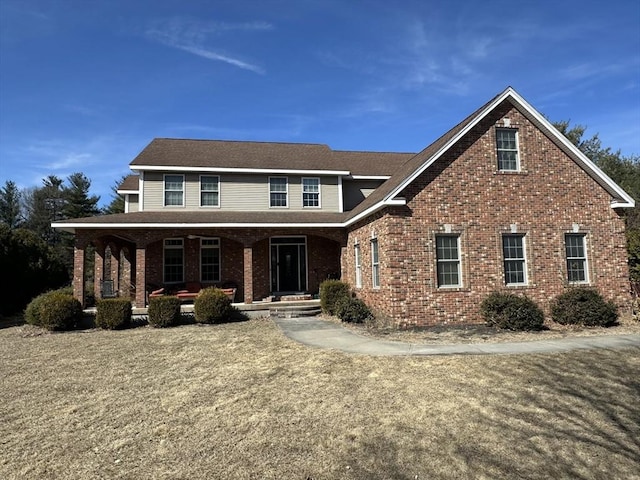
left=1, top=319, right=639, bottom=480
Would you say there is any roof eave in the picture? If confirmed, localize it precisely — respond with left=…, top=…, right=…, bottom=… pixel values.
left=131, top=165, right=351, bottom=176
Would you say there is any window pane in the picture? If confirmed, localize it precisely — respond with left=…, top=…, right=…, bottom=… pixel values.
left=201, top=176, right=219, bottom=191
left=201, top=191, right=219, bottom=206
left=502, top=235, right=526, bottom=285
left=270, top=192, right=287, bottom=206
left=496, top=129, right=519, bottom=171
left=270, top=178, right=287, bottom=192
left=565, top=234, right=587, bottom=283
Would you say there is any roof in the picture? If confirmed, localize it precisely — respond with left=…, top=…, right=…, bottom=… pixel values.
left=117, top=174, right=140, bottom=193
left=54, top=87, right=635, bottom=233
left=130, top=138, right=414, bottom=176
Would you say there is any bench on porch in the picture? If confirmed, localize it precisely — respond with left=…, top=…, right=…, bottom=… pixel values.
left=148, top=282, right=237, bottom=303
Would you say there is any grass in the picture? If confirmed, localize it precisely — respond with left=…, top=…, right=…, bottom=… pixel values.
left=1, top=319, right=639, bottom=479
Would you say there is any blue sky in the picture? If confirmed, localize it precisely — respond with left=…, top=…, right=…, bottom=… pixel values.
left=1, top=0, right=639, bottom=207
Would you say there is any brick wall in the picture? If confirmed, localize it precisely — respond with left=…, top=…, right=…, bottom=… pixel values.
left=343, top=103, right=632, bottom=327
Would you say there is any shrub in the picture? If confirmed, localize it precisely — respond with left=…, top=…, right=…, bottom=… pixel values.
left=480, top=292, right=544, bottom=331
left=551, top=287, right=618, bottom=327
left=194, top=287, right=234, bottom=324
left=148, top=296, right=181, bottom=328
left=319, top=279, right=351, bottom=315
left=24, top=288, right=82, bottom=330
left=336, top=297, right=373, bottom=323
left=95, top=298, right=132, bottom=329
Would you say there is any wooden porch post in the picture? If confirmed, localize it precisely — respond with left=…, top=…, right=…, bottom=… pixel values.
left=243, top=244, right=253, bottom=304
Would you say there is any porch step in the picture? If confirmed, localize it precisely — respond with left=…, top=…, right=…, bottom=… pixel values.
left=269, top=304, right=322, bottom=319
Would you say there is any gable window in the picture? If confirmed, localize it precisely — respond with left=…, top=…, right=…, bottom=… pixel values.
left=200, top=176, right=220, bottom=207
left=565, top=234, right=588, bottom=283
left=354, top=242, right=362, bottom=288
left=502, top=234, right=527, bottom=285
left=371, top=238, right=380, bottom=288
left=164, top=175, right=184, bottom=206
left=201, top=238, right=221, bottom=283
left=436, top=235, right=461, bottom=287
left=496, top=128, right=519, bottom=171
left=269, top=177, right=288, bottom=207
left=302, top=177, right=320, bottom=207
left=164, top=238, right=184, bottom=283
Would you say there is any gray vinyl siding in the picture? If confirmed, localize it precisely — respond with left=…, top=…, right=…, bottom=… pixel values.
left=127, top=194, right=139, bottom=213
left=140, top=172, right=341, bottom=212
left=343, top=179, right=386, bottom=211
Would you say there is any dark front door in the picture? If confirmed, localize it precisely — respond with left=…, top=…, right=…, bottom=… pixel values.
left=271, top=237, right=307, bottom=293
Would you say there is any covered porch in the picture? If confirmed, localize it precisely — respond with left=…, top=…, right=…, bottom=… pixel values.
left=70, top=227, right=346, bottom=308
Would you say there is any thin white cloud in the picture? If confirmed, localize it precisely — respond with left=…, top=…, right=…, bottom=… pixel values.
left=145, top=18, right=270, bottom=74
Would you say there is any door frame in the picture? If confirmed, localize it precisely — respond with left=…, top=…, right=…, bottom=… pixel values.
left=269, top=236, right=308, bottom=293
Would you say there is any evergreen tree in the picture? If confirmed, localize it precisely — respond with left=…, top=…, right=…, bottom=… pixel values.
left=0, top=180, right=22, bottom=228
left=62, top=172, right=101, bottom=219
left=103, top=175, right=127, bottom=214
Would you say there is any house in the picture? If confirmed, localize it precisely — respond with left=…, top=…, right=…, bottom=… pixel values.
left=53, top=87, right=635, bottom=327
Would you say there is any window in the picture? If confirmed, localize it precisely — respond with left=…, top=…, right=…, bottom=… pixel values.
left=164, top=239, right=184, bottom=283
left=354, top=242, right=362, bottom=288
left=436, top=235, right=461, bottom=287
left=302, top=177, right=320, bottom=207
left=496, top=128, right=519, bottom=171
left=502, top=234, right=527, bottom=285
left=565, top=234, right=588, bottom=283
left=201, top=238, right=221, bottom=283
left=200, top=176, right=219, bottom=207
left=269, top=177, right=288, bottom=207
left=371, top=238, right=380, bottom=288
left=164, top=175, right=184, bottom=206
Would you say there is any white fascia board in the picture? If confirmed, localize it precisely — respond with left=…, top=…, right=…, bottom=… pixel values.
left=52, top=222, right=346, bottom=230
left=350, top=175, right=391, bottom=180
left=117, top=189, right=139, bottom=195
left=132, top=165, right=350, bottom=176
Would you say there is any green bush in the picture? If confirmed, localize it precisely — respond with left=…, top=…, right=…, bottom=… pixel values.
left=336, top=297, right=373, bottom=323
left=480, top=292, right=544, bottom=331
left=25, top=288, right=82, bottom=330
left=550, top=287, right=618, bottom=327
left=148, top=296, right=181, bottom=328
left=319, top=279, right=351, bottom=315
left=95, top=298, right=132, bottom=329
left=194, top=287, right=234, bottom=324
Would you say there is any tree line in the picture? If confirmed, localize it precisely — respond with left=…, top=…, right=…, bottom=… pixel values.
left=0, top=124, right=638, bottom=317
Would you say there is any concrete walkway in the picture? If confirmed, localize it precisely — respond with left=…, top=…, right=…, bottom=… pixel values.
left=273, top=316, right=640, bottom=356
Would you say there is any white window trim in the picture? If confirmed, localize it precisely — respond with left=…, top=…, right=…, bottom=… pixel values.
left=269, top=176, right=289, bottom=208
left=199, top=175, right=220, bottom=208
left=163, top=238, right=184, bottom=284
left=163, top=174, right=185, bottom=207
left=200, top=237, right=221, bottom=283
left=354, top=241, right=362, bottom=288
left=502, top=234, right=528, bottom=286
left=302, top=177, right=321, bottom=208
left=565, top=233, right=589, bottom=284
left=436, top=235, right=462, bottom=288
left=496, top=128, right=520, bottom=172
left=371, top=237, right=380, bottom=289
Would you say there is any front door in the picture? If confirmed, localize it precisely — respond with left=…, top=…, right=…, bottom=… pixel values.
left=271, top=237, right=307, bottom=293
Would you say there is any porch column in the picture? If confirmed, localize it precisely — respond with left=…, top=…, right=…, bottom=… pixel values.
left=109, top=245, right=120, bottom=295
left=73, top=240, right=86, bottom=307
left=243, top=245, right=253, bottom=304
left=120, top=247, right=132, bottom=300
left=135, top=245, right=147, bottom=308
left=94, top=240, right=105, bottom=301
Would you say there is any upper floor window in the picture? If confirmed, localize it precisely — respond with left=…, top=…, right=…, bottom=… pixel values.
left=354, top=242, right=362, bottom=288
left=164, top=238, right=184, bottom=283
left=164, top=175, right=184, bottom=206
left=302, top=177, right=320, bottom=207
left=496, top=128, right=519, bottom=171
left=565, top=234, right=588, bottom=283
left=502, top=234, right=527, bottom=285
left=200, top=175, right=220, bottom=207
left=201, top=238, right=221, bottom=283
left=436, top=235, right=461, bottom=288
left=371, top=238, right=380, bottom=288
left=269, top=177, right=288, bottom=207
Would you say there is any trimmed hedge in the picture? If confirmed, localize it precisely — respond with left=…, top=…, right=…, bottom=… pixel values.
left=336, top=297, right=373, bottom=323
left=24, top=288, right=82, bottom=331
left=319, top=279, right=351, bottom=315
left=95, top=298, right=132, bottom=329
left=148, top=296, right=181, bottom=328
left=194, top=287, right=234, bottom=324
left=480, top=292, right=544, bottom=331
left=551, top=287, right=618, bottom=327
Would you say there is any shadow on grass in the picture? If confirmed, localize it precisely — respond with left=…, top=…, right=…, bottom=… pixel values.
left=341, top=348, right=640, bottom=479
